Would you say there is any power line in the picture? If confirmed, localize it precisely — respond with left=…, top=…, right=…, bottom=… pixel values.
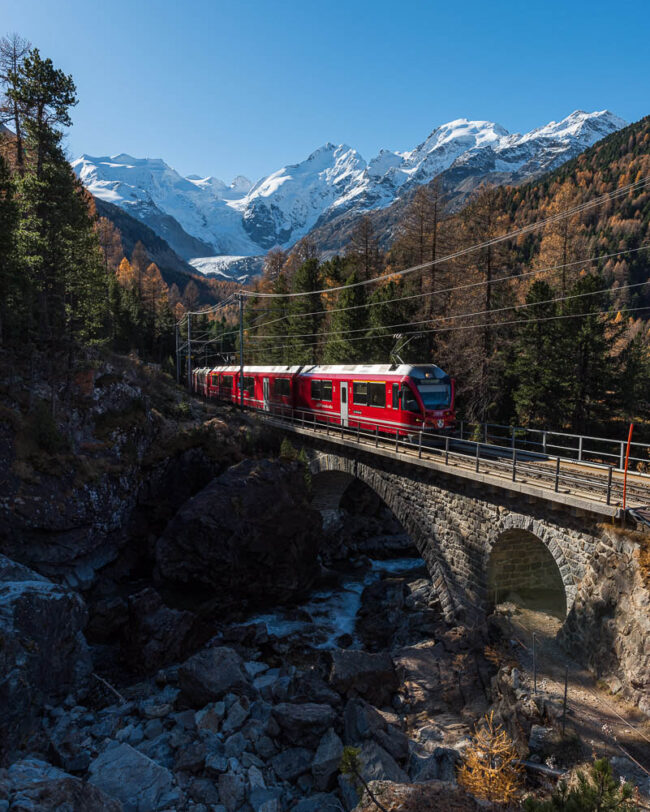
left=214, top=243, right=650, bottom=341
left=241, top=176, right=650, bottom=300
left=254, top=304, right=650, bottom=356
left=242, top=279, right=650, bottom=342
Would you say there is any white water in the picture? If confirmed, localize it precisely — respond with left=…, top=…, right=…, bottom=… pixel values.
left=244, top=557, right=426, bottom=649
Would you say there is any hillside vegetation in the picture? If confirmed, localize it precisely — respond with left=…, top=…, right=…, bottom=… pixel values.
left=240, top=116, right=650, bottom=434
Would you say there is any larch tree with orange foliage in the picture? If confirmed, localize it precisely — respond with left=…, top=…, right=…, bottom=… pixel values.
left=457, top=711, right=524, bottom=809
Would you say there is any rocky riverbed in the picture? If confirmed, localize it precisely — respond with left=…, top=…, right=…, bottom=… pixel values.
left=1, top=357, right=648, bottom=810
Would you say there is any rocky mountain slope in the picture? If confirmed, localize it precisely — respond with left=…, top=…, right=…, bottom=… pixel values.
left=74, top=110, right=625, bottom=279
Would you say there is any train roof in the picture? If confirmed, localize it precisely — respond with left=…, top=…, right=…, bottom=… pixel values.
left=205, top=364, right=449, bottom=379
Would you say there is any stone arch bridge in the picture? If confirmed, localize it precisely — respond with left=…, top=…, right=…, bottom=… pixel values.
left=296, top=436, right=614, bottom=622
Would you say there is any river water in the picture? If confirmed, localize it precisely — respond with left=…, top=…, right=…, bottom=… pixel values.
left=243, top=556, right=427, bottom=649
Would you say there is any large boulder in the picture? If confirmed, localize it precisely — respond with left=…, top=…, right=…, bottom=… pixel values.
left=122, top=587, right=212, bottom=673
left=330, top=649, right=398, bottom=705
left=179, top=646, right=252, bottom=706
left=88, top=742, right=181, bottom=810
left=155, top=459, right=322, bottom=609
left=272, top=702, right=337, bottom=748
left=0, top=555, right=92, bottom=758
left=312, top=728, right=344, bottom=791
left=6, top=758, right=120, bottom=811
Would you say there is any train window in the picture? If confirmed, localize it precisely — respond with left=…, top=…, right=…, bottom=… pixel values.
left=320, top=381, right=332, bottom=402
left=243, top=376, right=255, bottom=396
left=392, top=384, right=399, bottom=409
left=401, top=387, right=420, bottom=413
left=352, top=382, right=367, bottom=405
left=368, top=383, right=385, bottom=408
left=221, top=375, right=232, bottom=390
left=310, top=380, right=321, bottom=401
left=273, top=378, right=290, bottom=397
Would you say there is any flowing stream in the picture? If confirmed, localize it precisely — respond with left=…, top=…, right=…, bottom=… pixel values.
left=243, top=556, right=427, bottom=649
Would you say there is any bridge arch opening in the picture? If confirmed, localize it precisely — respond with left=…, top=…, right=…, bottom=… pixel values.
left=488, top=529, right=567, bottom=618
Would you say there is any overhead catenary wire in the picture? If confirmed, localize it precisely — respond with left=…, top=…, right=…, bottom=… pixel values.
left=252, top=304, right=650, bottom=356
left=213, top=243, right=650, bottom=342
left=240, top=176, right=650, bottom=300
left=240, top=278, right=650, bottom=342
left=177, top=175, right=650, bottom=329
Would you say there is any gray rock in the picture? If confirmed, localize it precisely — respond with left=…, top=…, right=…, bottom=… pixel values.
left=409, top=745, right=460, bottom=782
left=8, top=758, right=120, bottom=811
left=88, top=742, right=179, bottom=810
left=250, top=787, right=283, bottom=812
left=195, top=700, right=226, bottom=732
left=218, top=771, right=246, bottom=812
left=254, top=735, right=276, bottom=759
left=179, top=647, right=251, bottom=707
left=224, top=731, right=248, bottom=759
left=528, top=724, right=552, bottom=753
left=343, top=698, right=385, bottom=744
left=222, top=698, right=250, bottom=735
left=295, top=793, right=344, bottom=812
left=136, top=731, right=175, bottom=769
left=174, top=741, right=206, bottom=773
left=329, top=649, right=397, bottom=705
left=144, top=717, right=164, bottom=739
left=272, top=702, right=337, bottom=748
left=189, top=776, right=221, bottom=805
left=245, top=661, right=269, bottom=678
left=338, top=774, right=360, bottom=811
left=270, top=747, right=313, bottom=781
left=0, top=556, right=92, bottom=755
left=312, top=728, right=344, bottom=791
left=247, top=764, right=266, bottom=790
left=359, top=740, right=409, bottom=783
left=205, top=753, right=229, bottom=776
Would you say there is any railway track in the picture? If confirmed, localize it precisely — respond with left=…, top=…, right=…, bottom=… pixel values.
left=259, top=411, right=650, bottom=515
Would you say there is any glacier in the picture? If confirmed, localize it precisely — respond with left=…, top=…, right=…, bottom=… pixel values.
left=72, top=110, right=626, bottom=279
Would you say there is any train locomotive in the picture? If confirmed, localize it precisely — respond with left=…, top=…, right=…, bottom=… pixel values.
left=192, top=363, right=455, bottom=435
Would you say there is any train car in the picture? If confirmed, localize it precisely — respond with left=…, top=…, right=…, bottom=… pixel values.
left=197, top=363, right=455, bottom=435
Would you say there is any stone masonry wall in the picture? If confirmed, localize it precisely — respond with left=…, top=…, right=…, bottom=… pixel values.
left=308, top=445, right=603, bottom=621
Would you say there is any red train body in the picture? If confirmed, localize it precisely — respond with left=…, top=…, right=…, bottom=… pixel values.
left=192, top=364, right=455, bottom=435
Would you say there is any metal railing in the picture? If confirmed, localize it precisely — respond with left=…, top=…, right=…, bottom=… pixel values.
left=458, top=421, right=650, bottom=475
left=247, top=404, right=650, bottom=511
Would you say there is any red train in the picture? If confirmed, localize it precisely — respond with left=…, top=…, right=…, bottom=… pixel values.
left=191, top=364, right=455, bottom=435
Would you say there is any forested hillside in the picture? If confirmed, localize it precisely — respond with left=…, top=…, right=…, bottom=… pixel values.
left=0, top=36, right=235, bottom=370
left=241, top=116, right=650, bottom=433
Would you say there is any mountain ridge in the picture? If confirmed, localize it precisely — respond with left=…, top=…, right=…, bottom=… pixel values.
left=73, top=109, right=626, bottom=279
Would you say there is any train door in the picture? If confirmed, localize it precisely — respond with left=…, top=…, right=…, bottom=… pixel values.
left=263, top=377, right=270, bottom=411
left=340, top=381, right=349, bottom=427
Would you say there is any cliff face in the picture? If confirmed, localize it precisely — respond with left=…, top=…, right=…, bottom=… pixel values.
left=0, top=352, right=245, bottom=589
left=559, top=528, right=650, bottom=714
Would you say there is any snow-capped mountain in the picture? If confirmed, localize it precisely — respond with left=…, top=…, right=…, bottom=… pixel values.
left=73, top=110, right=626, bottom=278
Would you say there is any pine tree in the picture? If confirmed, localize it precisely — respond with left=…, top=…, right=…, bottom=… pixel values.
left=347, top=215, right=381, bottom=279
left=512, top=281, right=569, bottom=426
left=130, top=240, right=149, bottom=296
left=322, top=272, right=367, bottom=363
left=285, top=258, right=322, bottom=364
left=0, top=34, right=31, bottom=168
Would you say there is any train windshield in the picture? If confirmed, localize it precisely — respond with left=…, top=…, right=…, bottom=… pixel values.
left=416, top=380, right=451, bottom=408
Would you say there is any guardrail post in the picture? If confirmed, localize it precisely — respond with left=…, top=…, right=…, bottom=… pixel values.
left=511, top=426, right=515, bottom=452
left=445, top=436, right=449, bottom=465
left=326, top=420, right=329, bottom=436
left=619, top=441, right=625, bottom=470
left=459, top=420, right=464, bottom=440
left=606, top=466, right=613, bottom=506
left=475, top=442, right=480, bottom=473
left=512, top=448, right=516, bottom=482
left=484, top=424, right=488, bottom=444
left=395, top=431, right=399, bottom=453
left=418, top=431, right=422, bottom=458
left=543, top=431, right=547, bottom=455
left=555, top=457, right=560, bottom=492
left=357, top=422, right=360, bottom=443
left=578, top=435, right=583, bottom=462
left=375, top=426, right=379, bottom=448
left=340, top=420, right=343, bottom=438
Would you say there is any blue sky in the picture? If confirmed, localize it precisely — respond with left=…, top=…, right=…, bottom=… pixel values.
left=3, top=0, right=648, bottom=183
